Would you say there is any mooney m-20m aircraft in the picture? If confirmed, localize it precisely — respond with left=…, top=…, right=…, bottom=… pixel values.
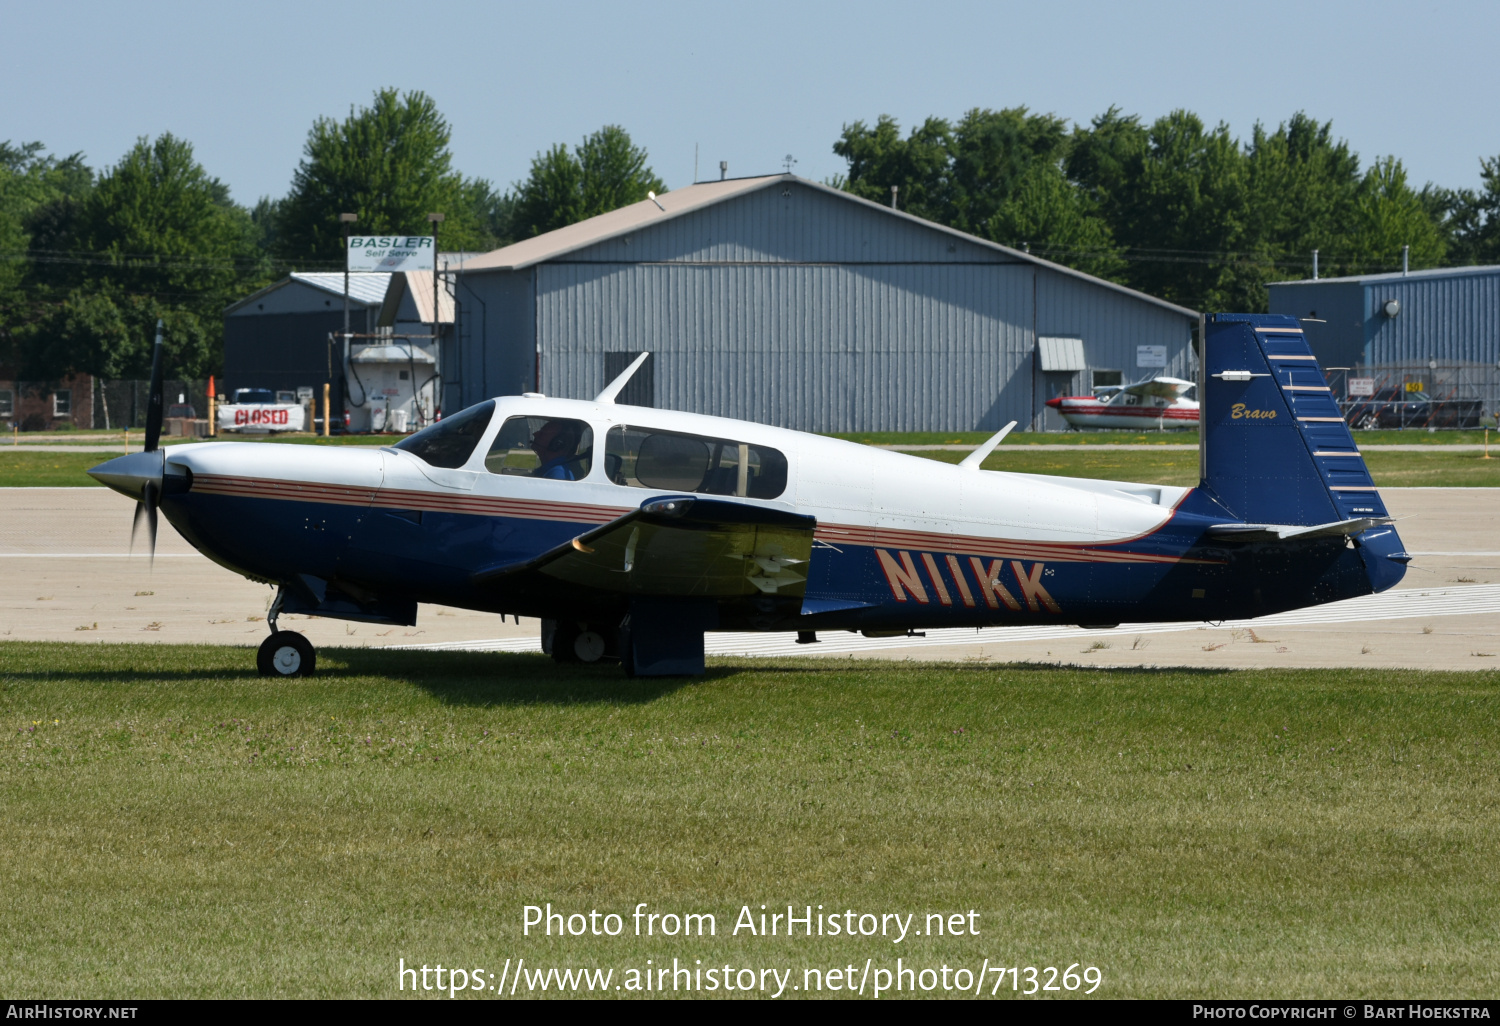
left=1046, top=376, right=1199, bottom=430
left=90, top=314, right=1408, bottom=677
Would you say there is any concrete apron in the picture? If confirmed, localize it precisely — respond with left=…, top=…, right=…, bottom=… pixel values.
left=1, top=487, right=1495, bottom=671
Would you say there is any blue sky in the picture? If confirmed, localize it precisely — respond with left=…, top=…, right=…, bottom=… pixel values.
left=8, top=0, right=1498, bottom=204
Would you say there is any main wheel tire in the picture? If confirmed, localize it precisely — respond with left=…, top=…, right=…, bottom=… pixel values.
left=257, top=630, right=316, bottom=677
left=573, top=630, right=607, bottom=663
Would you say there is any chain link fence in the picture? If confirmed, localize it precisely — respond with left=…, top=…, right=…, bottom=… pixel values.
left=1322, top=364, right=1500, bottom=430
left=92, top=379, right=211, bottom=431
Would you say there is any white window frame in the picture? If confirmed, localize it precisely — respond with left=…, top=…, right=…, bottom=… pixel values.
left=53, top=389, right=71, bottom=417
left=0, top=389, right=13, bottom=418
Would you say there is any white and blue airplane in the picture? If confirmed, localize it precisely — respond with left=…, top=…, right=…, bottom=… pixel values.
left=90, top=314, right=1409, bottom=677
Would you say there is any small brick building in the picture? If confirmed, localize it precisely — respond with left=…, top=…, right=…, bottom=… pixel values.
left=0, top=370, right=94, bottom=432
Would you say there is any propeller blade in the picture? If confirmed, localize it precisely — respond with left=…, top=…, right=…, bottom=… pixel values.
left=143, top=481, right=159, bottom=566
left=130, top=481, right=160, bottom=565
left=130, top=496, right=146, bottom=554
left=143, top=320, right=165, bottom=453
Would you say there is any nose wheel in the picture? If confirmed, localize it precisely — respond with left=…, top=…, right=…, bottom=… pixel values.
left=258, top=630, right=316, bottom=677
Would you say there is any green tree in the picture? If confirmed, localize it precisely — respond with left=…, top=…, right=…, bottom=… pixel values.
left=834, top=109, right=1119, bottom=277
left=1068, top=109, right=1253, bottom=308
left=19, top=134, right=260, bottom=378
left=988, top=161, right=1124, bottom=279
left=0, top=141, right=93, bottom=357
left=276, top=88, right=498, bottom=263
left=833, top=114, right=953, bottom=221
left=1242, top=113, right=1363, bottom=279
left=1345, top=157, right=1445, bottom=271
left=512, top=126, right=665, bottom=238
left=512, top=144, right=584, bottom=237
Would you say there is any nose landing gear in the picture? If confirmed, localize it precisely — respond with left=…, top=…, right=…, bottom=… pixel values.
left=257, top=587, right=317, bottom=677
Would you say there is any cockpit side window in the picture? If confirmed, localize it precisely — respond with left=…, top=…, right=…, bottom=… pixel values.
left=605, top=425, right=787, bottom=499
left=485, top=416, right=594, bottom=481
left=392, top=400, right=494, bottom=469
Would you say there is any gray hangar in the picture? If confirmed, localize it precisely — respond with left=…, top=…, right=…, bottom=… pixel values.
left=1268, top=264, right=1500, bottom=369
left=450, top=174, right=1197, bottom=432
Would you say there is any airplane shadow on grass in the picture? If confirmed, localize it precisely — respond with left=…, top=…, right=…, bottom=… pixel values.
left=2, top=643, right=1241, bottom=710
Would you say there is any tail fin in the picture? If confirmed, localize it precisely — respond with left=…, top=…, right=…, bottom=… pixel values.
left=1199, top=313, right=1407, bottom=591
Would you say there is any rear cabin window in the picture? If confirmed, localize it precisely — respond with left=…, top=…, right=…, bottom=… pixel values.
left=604, top=426, right=787, bottom=499
left=485, top=416, right=594, bottom=481
left=393, top=400, right=494, bottom=469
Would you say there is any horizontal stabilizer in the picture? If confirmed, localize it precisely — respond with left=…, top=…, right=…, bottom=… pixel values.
left=1206, top=517, right=1393, bottom=543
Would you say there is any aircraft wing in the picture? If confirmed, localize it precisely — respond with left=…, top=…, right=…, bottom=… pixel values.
left=473, top=496, right=816, bottom=598
left=1122, top=376, right=1196, bottom=400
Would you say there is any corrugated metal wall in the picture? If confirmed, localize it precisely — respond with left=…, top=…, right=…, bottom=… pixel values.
left=1365, top=272, right=1500, bottom=366
left=535, top=261, right=1035, bottom=432
left=457, top=180, right=1197, bottom=431
left=564, top=182, right=1005, bottom=265
left=1268, top=281, right=1367, bottom=368
left=455, top=270, right=534, bottom=409
left=1271, top=269, right=1500, bottom=369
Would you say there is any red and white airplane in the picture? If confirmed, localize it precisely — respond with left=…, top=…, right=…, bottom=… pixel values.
left=1046, top=376, right=1198, bottom=430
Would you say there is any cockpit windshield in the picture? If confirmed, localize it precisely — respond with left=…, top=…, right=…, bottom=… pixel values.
left=392, top=400, right=494, bottom=468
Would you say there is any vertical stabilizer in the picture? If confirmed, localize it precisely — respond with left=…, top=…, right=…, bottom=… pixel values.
left=1200, top=313, right=1406, bottom=591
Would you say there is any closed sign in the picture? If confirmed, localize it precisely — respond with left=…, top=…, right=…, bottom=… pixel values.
left=218, top=404, right=306, bottom=432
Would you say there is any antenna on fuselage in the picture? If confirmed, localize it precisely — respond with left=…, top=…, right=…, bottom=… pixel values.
left=958, top=420, right=1017, bottom=471
left=595, top=352, right=652, bottom=404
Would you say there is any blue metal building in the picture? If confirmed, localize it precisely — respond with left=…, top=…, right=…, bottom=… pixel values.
left=1268, top=265, right=1500, bottom=369
left=450, top=174, right=1197, bottom=432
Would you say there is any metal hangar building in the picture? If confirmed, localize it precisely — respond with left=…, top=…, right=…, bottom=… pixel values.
left=1268, top=264, right=1500, bottom=369
left=1268, top=264, right=1500, bottom=417
left=450, top=174, right=1198, bottom=432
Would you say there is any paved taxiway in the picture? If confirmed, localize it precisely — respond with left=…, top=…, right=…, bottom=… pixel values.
left=2, top=487, right=1494, bottom=670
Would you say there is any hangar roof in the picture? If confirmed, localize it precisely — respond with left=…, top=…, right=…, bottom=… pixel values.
left=461, top=173, right=1197, bottom=320
left=1271, top=264, right=1500, bottom=287
left=225, top=271, right=390, bottom=314
left=461, top=176, right=780, bottom=273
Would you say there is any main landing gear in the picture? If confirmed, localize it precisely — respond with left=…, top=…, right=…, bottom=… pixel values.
left=257, top=589, right=317, bottom=677
left=543, top=619, right=613, bottom=664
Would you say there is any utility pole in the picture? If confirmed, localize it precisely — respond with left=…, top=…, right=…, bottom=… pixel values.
left=339, top=213, right=357, bottom=435
left=427, top=212, right=445, bottom=425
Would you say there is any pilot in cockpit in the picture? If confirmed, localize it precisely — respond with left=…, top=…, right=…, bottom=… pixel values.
left=530, top=419, right=584, bottom=480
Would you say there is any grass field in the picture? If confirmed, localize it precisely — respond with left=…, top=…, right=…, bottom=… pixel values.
left=5, top=442, right=1497, bottom=488
left=2, top=642, right=1498, bottom=998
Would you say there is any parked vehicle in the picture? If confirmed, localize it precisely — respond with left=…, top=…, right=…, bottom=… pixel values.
left=1344, top=388, right=1485, bottom=429
left=232, top=388, right=275, bottom=405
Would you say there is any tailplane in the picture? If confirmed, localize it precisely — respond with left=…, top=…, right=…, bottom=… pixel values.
left=1198, top=313, right=1408, bottom=591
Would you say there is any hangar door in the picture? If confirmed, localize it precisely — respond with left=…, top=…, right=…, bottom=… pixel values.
left=533, top=262, right=1037, bottom=433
